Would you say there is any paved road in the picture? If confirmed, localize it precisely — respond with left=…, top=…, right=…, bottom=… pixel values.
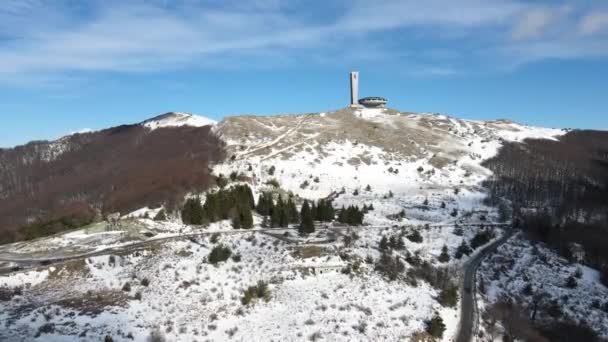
left=456, top=229, right=516, bottom=342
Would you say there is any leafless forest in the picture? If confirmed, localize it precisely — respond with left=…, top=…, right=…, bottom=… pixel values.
left=0, top=124, right=225, bottom=243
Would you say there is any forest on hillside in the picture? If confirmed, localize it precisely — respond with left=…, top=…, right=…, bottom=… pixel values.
left=0, top=124, right=225, bottom=243
left=483, top=130, right=608, bottom=279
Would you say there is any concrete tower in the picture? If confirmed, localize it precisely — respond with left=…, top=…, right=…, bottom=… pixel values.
left=350, top=71, right=359, bottom=107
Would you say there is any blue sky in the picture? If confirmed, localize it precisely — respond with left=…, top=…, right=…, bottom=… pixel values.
left=1, top=0, right=608, bottom=147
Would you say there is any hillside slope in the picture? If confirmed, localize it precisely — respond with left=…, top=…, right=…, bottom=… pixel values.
left=4, top=107, right=607, bottom=342
left=0, top=113, right=224, bottom=243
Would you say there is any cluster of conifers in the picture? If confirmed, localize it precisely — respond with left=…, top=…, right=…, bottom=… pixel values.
left=181, top=184, right=366, bottom=233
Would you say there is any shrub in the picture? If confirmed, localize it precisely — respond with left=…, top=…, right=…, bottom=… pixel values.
left=210, top=232, right=220, bottom=244
left=231, top=253, right=242, bottom=263
left=407, top=230, right=423, bottom=243
left=375, top=252, right=405, bottom=281
left=353, top=189, right=359, bottom=196
left=417, top=166, right=424, bottom=172
left=122, top=282, right=131, bottom=292
left=450, top=208, right=459, bottom=217
left=425, top=313, right=446, bottom=338
left=313, top=177, right=319, bottom=183
left=268, top=165, right=276, bottom=176
left=438, top=284, right=459, bottom=308
left=148, top=328, right=167, bottom=342
left=300, top=180, right=310, bottom=189
left=441, top=202, right=446, bottom=209
left=242, top=280, right=271, bottom=305
left=566, top=275, right=578, bottom=289
left=438, top=245, right=450, bottom=263
left=208, top=244, right=232, bottom=265
left=229, top=171, right=238, bottom=181
left=134, top=291, right=142, bottom=300
left=141, top=278, right=150, bottom=287
left=470, top=230, right=494, bottom=249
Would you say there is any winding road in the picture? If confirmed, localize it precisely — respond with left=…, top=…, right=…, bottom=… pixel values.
left=456, top=228, right=516, bottom=342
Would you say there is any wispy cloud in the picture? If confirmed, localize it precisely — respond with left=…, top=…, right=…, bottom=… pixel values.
left=0, top=0, right=607, bottom=84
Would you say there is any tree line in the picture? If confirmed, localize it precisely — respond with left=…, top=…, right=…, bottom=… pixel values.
left=181, top=184, right=255, bottom=229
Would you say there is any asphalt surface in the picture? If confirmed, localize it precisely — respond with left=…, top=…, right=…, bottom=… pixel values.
left=456, top=229, right=516, bottom=342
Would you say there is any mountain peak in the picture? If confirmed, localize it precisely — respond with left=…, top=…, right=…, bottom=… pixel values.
left=141, top=112, right=216, bottom=130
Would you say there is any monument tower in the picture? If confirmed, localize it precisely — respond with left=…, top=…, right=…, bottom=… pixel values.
left=350, top=71, right=359, bottom=107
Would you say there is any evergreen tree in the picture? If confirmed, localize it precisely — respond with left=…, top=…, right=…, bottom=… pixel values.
left=426, top=313, right=446, bottom=338
left=299, top=200, right=314, bottom=234
left=438, top=245, right=450, bottom=263
left=255, top=194, right=267, bottom=216
left=216, top=174, right=228, bottom=188
left=181, top=197, right=204, bottom=225
left=231, top=207, right=242, bottom=229
left=278, top=196, right=289, bottom=227
left=153, top=209, right=166, bottom=221
left=455, top=240, right=472, bottom=259
left=337, top=205, right=365, bottom=226
left=406, top=230, right=423, bottom=243
left=240, top=202, right=253, bottom=229
left=286, top=197, right=299, bottom=223
left=271, top=199, right=281, bottom=228
left=379, top=236, right=389, bottom=250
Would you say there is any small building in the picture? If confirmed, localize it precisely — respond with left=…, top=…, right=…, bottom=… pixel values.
left=359, top=96, right=388, bottom=108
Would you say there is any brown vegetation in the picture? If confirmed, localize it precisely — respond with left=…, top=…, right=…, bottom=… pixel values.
left=0, top=121, right=225, bottom=243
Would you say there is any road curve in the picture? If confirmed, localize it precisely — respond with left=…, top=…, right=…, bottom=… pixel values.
left=456, top=228, right=516, bottom=342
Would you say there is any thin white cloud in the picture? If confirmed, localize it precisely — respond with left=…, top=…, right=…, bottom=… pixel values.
left=511, top=6, right=571, bottom=41
left=579, top=12, right=608, bottom=36
left=0, top=0, right=606, bottom=83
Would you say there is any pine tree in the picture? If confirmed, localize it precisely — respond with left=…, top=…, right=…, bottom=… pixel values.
left=426, top=313, right=446, bottom=338
left=237, top=202, right=253, bottom=229
left=181, top=197, right=204, bottom=225
left=438, top=245, right=450, bottom=263
left=379, top=236, right=389, bottom=250
left=153, top=209, right=166, bottom=221
left=286, top=197, right=298, bottom=223
left=455, top=240, right=472, bottom=259
left=256, top=194, right=267, bottom=216
left=271, top=199, right=281, bottom=228
left=365, top=184, right=372, bottom=191
left=231, top=207, right=242, bottom=229
left=299, top=200, right=314, bottom=234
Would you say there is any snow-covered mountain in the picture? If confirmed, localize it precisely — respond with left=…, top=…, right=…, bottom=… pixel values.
left=142, top=112, right=217, bottom=131
left=1, top=108, right=607, bottom=342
